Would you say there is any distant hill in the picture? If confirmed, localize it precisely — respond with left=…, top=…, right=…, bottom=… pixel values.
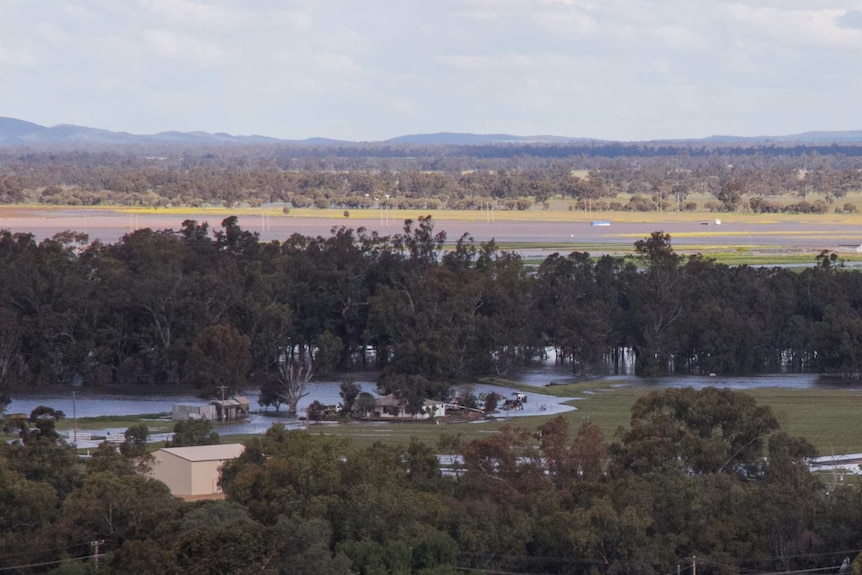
left=0, top=117, right=349, bottom=147
left=694, top=131, right=862, bottom=144
left=384, top=132, right=600, bottom=145
left=1, top=116, right=862, bottom=147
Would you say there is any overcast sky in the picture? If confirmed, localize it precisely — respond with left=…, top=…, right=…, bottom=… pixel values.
left=2, top=0, right=861, bottom=142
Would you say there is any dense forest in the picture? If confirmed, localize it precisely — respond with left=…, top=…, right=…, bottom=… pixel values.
left=1, top=215, right=861, bottom=413
left=2, top=142, right=862, bottom=213
left=3, top=387, right=862, bottom=574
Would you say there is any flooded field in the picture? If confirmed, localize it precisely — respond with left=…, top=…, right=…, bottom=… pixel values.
left=1, top=207, right=861, bottom=255
left=7, top=369, right=854, bottom=443
left=5, top=376, right=578, bottom=442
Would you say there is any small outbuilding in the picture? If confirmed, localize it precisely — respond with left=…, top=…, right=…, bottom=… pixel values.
left=149, top=443, right=245, bottom=498
left=172, top=404, right=217, bottom=421
left=210, top=397, right=250, bottom=421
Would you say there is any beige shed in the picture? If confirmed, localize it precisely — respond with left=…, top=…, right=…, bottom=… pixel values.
left=149, top=443, right=245, bottom=498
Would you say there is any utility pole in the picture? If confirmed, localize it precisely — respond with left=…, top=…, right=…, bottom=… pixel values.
left=91, top=540, right=105, bottom=571
left=692, top=555, right=696, bottom=575
left=72, top=391, right=77, bottom=445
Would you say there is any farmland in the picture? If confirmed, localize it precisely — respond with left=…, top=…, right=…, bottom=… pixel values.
left=4, top=202, right=862, bottom=265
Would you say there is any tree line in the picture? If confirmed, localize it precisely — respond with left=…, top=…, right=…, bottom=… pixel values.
left=2, top=387, right=862, bottom=574
left=1, top=216, right=861, bottom=413
left=1, top=143, right=862, bottom=212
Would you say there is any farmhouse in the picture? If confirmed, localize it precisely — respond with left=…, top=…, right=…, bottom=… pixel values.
left=365, top=394, right=447, bottom=420
left=149, top=443, right=245, bottom=498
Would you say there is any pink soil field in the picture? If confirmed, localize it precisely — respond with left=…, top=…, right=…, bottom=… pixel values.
left=1, top=207, right=860, bottom=254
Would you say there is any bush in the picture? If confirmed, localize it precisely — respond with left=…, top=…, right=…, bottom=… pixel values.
left=167, top=419, right=220, bottom=447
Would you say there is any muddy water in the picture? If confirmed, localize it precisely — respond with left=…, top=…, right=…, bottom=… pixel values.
left=1, top=208, right=858, bottom=253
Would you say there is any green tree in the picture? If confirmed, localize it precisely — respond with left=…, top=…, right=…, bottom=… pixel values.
left=57, top=473, right=181, bottom=553
left=339, top=379, right=361, bottom=416
left=611, top=387, right=780, bottom=476
left=185, top=324, right=252, bottom=398
left=119, top=423, right=149, bottom=458
left=629, top=232, right=685, bottom=375
left=167, top=419, right=220, bottom=447
left=313, top=331, right=343, bottom=377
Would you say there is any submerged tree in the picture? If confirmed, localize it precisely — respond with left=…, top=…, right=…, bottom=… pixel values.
left=278, top=351, right=314, bottom=415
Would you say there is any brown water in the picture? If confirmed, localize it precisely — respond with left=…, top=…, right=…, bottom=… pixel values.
left=0, top=208, right=858, bottom=255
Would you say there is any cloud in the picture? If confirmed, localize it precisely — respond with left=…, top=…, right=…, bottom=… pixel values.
left=0, top=44, right=35, bottom=67
left=728, top=4, right=862, bottom=48
left=651, top=25, right=710, bottom=51
left=838, top=10, right=862, bottom=29
left=313, top=52, right=361, bottom=74
left=34, top=21, right=71, bottom=45
left=139, top=0, right=236, bottom=27
left=271, top=9, right=314, bottom=32
left=392, top=99, right=418, bottom=116
left=142, top=29, right=225, bottom=66
left=506, top=53, right=533, bottom=69
left=533, top=3, right=597, bottom=36
left=440, top=54, right=490, bottom=70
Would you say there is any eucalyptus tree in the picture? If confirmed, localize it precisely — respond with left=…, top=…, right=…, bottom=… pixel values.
left=626, top=231, right=685, bottom=375
left=535, top=251, right=613, bottom=373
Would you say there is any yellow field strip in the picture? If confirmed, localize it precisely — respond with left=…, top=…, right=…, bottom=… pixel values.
left=613, top=230, right=859, bottom=238
left=5, top=204, right=862, bottom=227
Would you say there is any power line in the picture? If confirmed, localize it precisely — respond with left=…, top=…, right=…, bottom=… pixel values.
left=749, top=567, right=841, bottom=575
left=0, top=555, right=91, bottom=573
left=0, top=541, right=92, bottom=561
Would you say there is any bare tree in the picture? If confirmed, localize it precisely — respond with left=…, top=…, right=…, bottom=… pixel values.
left=0, top=309, right=22, bottom=414
left=278, top=351, right=313, bottom=415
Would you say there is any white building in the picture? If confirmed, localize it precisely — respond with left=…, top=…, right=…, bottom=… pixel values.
left=365, top=394, right=447, bottom=419
left=149, top=443, right=245, bottom=498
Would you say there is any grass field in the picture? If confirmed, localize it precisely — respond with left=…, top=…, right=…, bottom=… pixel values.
left=5, top=381, right=860, bottom=456
left=243, top=380, right=862, bottom=455
left=53, top=413, right=173, bottom=433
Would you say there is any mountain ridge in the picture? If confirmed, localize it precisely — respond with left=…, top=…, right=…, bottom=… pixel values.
left=1, top=116, right=861, bottom=147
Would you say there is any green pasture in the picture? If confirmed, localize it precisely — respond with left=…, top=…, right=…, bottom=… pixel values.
left=8, top=381, right=862, bottom=456
left=279, top=380, right=862, bottom=455
left=53, top=413, right=173, bottom=433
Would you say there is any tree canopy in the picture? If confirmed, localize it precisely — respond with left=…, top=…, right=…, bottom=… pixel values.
left=1, top=387, right=857, bottom=574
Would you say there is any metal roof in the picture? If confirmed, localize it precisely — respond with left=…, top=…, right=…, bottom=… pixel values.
left=159, top=443, right=245, bottom=462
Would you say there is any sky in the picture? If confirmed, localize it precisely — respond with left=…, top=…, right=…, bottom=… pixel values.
left=2, top=0, right=862, bottom=142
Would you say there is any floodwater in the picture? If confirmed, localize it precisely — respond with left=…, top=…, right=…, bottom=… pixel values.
left=5, top=376, right=578, bottom=443
left=7, top=369, right=859, bottom=446
left=1, top=207, right=860, bottom=255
